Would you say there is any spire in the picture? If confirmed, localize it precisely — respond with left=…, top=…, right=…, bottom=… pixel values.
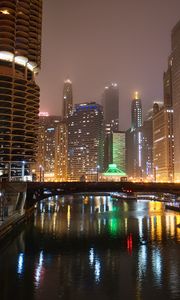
left=134, top=91, right=139, bottom=100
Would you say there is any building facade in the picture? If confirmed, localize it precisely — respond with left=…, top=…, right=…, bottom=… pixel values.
left=54, top=121, right=68, bottom=181
left=0, top=0, right=42, bottom=180
left=112, top=131, right=126, bottom=172
left=171, top=21, right=180, bottom=181
left=68, top=103, right=104, bottom=181
left=63, top=79, right=73, bottom=119
left=131, top=92, right=142, bottom=130
left=102, top=83, right=119, bottom=126
left=153, top=104, right=174, bottom=182
left=36, top=114, right=61, bottom=181
left=141, top=116, right=153, bottom=180
left=126, top=92, right=143, bottom=179
left=102, top=83, right=119, bottom=170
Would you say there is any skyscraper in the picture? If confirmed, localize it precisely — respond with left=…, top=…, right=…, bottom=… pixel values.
left=141, top=111, right=153, bottom=180
left=102, top=83, right=119, bottom=128
left=126, top=92, right=143, bottom=179
left=131, top=92, right=142, bottom=130
left=68, top=103, right=104, bottom=181
left=153, top=103, right=174, bottom=182
left=163, top=58, right=173, bottom=108
left=0, top=0, right=42, bottom=180
left=63, top=79, right=73, bottom=119
left=55, top=121, right=68, bottom=181
left=112, top=131, right=126, bottom=172
left=171, top=20, right=180, bottom=181
left=102, top=83, right=119, bottom=170
left=36, top=114, right=61, bottom=181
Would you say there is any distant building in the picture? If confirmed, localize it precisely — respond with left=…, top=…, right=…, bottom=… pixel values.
left=36, top=114, right=61, bottom=181
left=126, top=92, right=143, bottom=179
left=102, top=83, right=119, bottom=126
left=126, top=128, right=134, bottom=178
left=171, top=20, right=180, bottom=181
left=63, top=79, right=73, bottom=119
left=141, top=114, right=153, bottom=180
left=68, top=103, right=104, bottom=181
left=131, top=91, right=142, bottom=130
left=164, top=58, right=173, bottom=108
left=55, top=121, right=68, bottom=181
left=102, top=83, right=119, bottom=170
left=112, top=131, right=126, bottom=172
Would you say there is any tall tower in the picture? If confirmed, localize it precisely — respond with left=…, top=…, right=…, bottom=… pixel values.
left=0, top=0, right=42, bottom=180
left=102, top=83, right=119, bottom=170
left=131, top=91, right=142, bottom=131
left=63, top=79, right=73, bottom=119
left=171, top=20, right=180, bottom=181
left=126, top=92, right=143, bottom=179
left=102, top=83, right=119, bottom=128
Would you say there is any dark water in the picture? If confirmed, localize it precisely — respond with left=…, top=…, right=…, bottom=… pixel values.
left=0, top=195, right=180, bottom=300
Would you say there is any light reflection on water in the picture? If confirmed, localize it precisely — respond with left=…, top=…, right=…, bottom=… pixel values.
left=0, top=195, right=180, bottom=300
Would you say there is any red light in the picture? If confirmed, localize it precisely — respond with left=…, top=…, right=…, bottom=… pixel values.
left=127, top=234, right=133, bottom=255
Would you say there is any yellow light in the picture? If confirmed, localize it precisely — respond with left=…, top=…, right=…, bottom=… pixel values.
left=134, top=91, right=139, bottom=100
left=0, top=10, right=10, bottom=15
left=67, top=205, right=71, bottom=230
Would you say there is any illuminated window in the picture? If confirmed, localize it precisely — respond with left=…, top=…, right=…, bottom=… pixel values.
left=0, top=9, right=10, bottom=15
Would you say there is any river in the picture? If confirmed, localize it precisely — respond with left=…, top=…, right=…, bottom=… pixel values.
left=0, top=194, right=180, bottom=300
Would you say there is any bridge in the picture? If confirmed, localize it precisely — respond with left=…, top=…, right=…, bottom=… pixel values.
left=1, top=181, right=180, bottom=214
left=25, top=181, right=180, bottom=208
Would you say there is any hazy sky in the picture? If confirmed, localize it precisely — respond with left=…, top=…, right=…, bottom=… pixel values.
left=37, top=0, right=180, bottom=129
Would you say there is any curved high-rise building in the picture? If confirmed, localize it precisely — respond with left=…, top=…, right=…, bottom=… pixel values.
left=0, top=0, right=42, bottom=179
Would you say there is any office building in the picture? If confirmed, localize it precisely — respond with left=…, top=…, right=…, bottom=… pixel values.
left=54, top=121, right=68, bottom=181
left=171, top=21, right=180, bottom=181
left=102, top=83, right=119, bottom=126
left=102, top=83, right=119, bottom=170
left=63, top=78, right=73, bottom=119
left=153, top=103, right=174, bottom=182
left=126, top=92, right=143, bottom=179
left=0, top=0, right=42, bottom=180
left=112, top=131, right=126, bottom=172
left=131, top=91, right=142, bottom=130
left=68, top=103, right=104, bottom=181
left=141, top=112, right=153, bottom=180
left=36, top=113, right=61, bottom=181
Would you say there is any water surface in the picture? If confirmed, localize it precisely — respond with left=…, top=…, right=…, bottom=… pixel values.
left=0, top=195, right=180, bottom=300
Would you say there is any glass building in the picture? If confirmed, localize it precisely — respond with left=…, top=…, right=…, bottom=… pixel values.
left=112, top=131, right=126, bottom=172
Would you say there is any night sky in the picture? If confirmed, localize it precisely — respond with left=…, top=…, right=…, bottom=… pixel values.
left=37, top=0, right=180, bottom=129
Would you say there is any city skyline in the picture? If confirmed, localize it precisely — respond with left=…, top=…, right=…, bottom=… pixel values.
left=38, top=0, right=180, bottom=129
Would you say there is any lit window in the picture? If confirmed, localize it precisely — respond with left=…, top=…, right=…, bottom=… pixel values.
left=0, top=9, right=10, bottom=15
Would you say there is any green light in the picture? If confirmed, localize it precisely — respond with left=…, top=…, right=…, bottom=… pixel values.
left=108, top=218, right=119, bottom=236
left=103, top=164, right=127, bottom=176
